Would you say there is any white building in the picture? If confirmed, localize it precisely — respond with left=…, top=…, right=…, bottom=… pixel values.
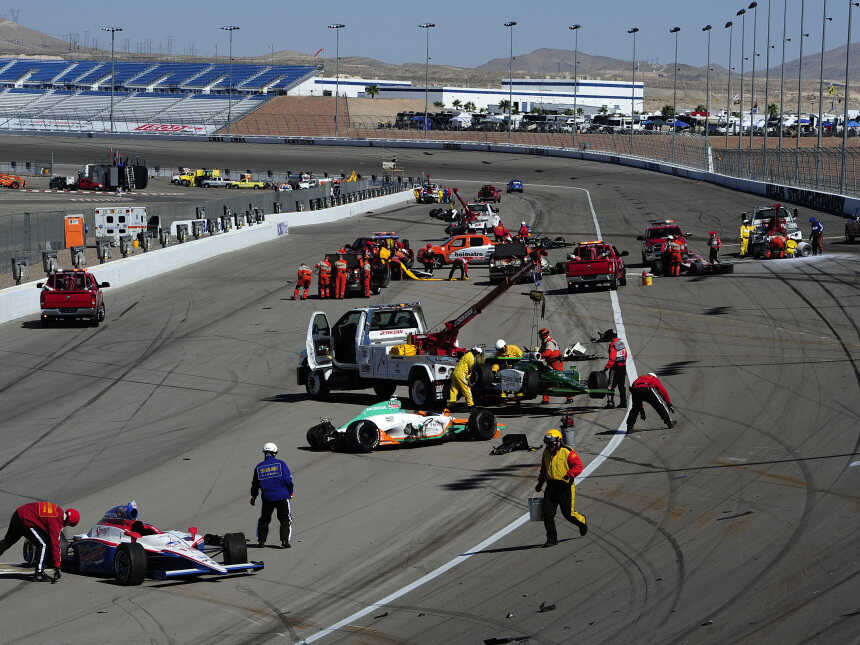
left=296, top=76, right=412, bottom=97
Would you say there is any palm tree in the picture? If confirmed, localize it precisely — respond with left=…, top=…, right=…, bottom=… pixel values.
left=365, top=85, right=379, bottom=99
left=660, top=104, right=675, bottom=118
left=499, top=99, right=511, bottom=113
left=452, top=99, right=462, bottom=109
left=599, top=105, right=609, bottom=115
left=433, top=100, right=444, bottom=108
left=767, top=103, right=778, bottom=120
left=464, top=101, right=476, bottom=112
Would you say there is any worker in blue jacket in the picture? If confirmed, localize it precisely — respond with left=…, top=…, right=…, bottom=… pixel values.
left=250, top=442, right=294, bottom=548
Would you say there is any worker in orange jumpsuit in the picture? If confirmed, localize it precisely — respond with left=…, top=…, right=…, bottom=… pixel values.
left=767, top=234, right=787, bottom=259
left=334, top=255, right=348, bottom=299
left=539, top=327, right=568, bottom=404
left=317, top=257, right=332, bottom=299
left=663, top=235, right=683, bottom=276
left=361, top=257, right=372, bottom=296
left=493, top=223, right=511, bottom=242
left=535, top=429, right=587, bottom=547
left=292, top=263, right=312, bottom=300
left=603, top=331, right=628, bottom=409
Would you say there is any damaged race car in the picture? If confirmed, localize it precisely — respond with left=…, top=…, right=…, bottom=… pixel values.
left=37, top=501, right=263, bottom=586
left=306, top=398, right=502, bottom=452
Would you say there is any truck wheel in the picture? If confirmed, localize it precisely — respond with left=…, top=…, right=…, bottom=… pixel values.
left=587, top=370, right=608, bottom=399
left=610, top=277, right=618, bottom=290
left=114, top=542, right=147, bottom=586
left=620, top=274, right=627, bottom=286
left=97, top=304, right=106, bottom=323
left=432, top=255, right=444, bottom=269
left=347, top=420, right=379, bottom=452
left=641, top=252, right=647, bottom=265
left=468, top=409, right=496, bottom=440
left=373, top=382, right=397, bottom=399
left=305, top=371, right=329, bottom=399
left=222, top=532, right=247, bottom=565
left=10, top=181, right=19, bottom=189
left=409, top=372, right=433, bottom=408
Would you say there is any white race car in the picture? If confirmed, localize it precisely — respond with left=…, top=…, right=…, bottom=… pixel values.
left=306, top=398, right=501, bottom=452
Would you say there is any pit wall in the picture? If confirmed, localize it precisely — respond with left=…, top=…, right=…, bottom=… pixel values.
left=0, top=190, right=411, bottom=325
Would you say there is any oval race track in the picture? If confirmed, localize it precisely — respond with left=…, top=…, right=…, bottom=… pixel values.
left=0, top=138, right=858, bottom=645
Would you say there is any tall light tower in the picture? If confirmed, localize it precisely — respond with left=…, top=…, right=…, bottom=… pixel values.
left=101, top=26, right=122, bottom=134
left=419, top=23, right=435, bottom=137
left=779, top=1, right=788, bottom=173
left=749, top=2, right=759, bottom=150
left=670, top=26, right=681, bottom=163
left=328, top=23, right=345, bottom=136
left=797, top=0, right=807, bottom=156
left=628, top=27, right=640, bottom=152
left=816, top=1, right=831, bottom=186
left=763, top=0, right=772, bottom=177
left=841, top=2, right=859, bottom=193
left=738, top=7, right=747, bottom=156
left=220, top=26, right=239, bottom=134
left=703, top=24, right=712, bottom=145
left=726, top=20, right=735, bottom=148
left=504, top=21, right=517, bottom=142
left=569, top=24, right=581, bottom=149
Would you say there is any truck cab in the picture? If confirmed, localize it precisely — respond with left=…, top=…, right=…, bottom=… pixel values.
left=37, top=270, right=110, bottom=327
left=637, top=219, right=688, bottom=265
left=429, top=234, right=496, bottom=266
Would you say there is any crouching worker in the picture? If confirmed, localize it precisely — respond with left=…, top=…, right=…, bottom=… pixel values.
left=535, top=429, right=587, bottom=547
left=0, top=501, right=80, bottom=582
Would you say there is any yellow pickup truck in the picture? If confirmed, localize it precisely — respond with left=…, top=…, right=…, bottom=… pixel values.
left=227, top=173, right=265, bottom=189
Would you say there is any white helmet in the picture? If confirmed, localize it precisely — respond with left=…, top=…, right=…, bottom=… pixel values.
left=263, top=442, right=278, bottom=454
left=495, top=339, right=507, bottom=351
left=648, top=372, right=657, bottom=378
left=471, top=346, right=483, bottom=355
left=521, top=221, right=526, bottom=226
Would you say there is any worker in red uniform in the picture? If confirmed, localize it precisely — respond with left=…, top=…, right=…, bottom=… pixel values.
left=535, top=429, right=587, bottom=547
left=361, top=257, right=372, bottom=297
left=0, top=501, right=80, bottom=581
left=604, top=331, right=628, bottom=409
left=418, top=243, right=435, bottom=273
left=518, top=221, right=530, bottom=240
left=448, top=257, right=469, bottom=280
left=767, top=234, right=787, bottom=259
left=539, top=327, right=564, bottom=404
left=627, top=372, right=675, bottom=432
left=334, top=255, right=348, bottom=299
left=292, top=263, right=312, bottom=300
left=493, top=223, right=511, bottom=242
left=708, top=231, right=722, bottom=264
left=663, top=235, right=683, bottom=276
left=317, top=257, right=331, bottom=299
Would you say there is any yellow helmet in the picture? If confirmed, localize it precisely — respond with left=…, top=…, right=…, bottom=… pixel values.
left=544, top=429, right=563, bottom=449
left=545, top=429, right=563, bottom=440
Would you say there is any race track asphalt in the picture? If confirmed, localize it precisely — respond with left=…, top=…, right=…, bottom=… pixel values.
left=0, top=136, right=858, bottom=645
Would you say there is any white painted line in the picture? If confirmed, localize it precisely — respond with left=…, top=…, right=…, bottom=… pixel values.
left=300, top=185, right=636, bottom=644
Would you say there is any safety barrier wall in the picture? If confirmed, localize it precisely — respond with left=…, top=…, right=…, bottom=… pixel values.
left=0, top=189, right=412, bottom=325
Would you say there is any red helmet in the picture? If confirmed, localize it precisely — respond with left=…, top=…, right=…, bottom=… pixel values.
left=709, top=231, right=716, bottom=236
left=426, top=243, right=432, bottom=249
left=539, top=328, right=550, bottom=337
left=64, top=508, right=80, bottom=527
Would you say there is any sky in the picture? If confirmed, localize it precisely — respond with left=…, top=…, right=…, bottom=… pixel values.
left=12, top=0, right=854, bottom=69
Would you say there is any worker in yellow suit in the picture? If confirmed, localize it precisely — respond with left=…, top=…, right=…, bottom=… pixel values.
left=739, top=221, right=755, bottom=256
left=785, top=238, right=798, bottom=257
left=495, top=339, right=523, bottom=359
left=535, top=429, right=587, bottom=547
left=448, top=346, right=482, bottom=407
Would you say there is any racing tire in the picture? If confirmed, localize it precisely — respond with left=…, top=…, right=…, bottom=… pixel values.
left=587, top=370, right=608, bottom=399
left=305, top=370, right=330, bottom=400
left=799, top=243, right=812, bottom=257
left=409, top=372, right=434, bottom=408
left=468, top=409, right=496, bottom=440
left=222, top=532, right=247, bottom=565
left=372, top=382, right=397, bottom=399
left=471, top=363, right=495, bottom=388
left=114, top=542, right=147, bottom=586
left=693, top=260, right=705, bottom=275
left=307, top=420, right=336, bottom=450
left=347, top=420, right=379, bottom=453
left=521, top=369, right=541, bottom=399
left=429, top=208, right=442, bottom=217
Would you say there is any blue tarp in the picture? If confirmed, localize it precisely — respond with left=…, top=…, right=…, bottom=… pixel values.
left=666, top=119, right=690, bottom=128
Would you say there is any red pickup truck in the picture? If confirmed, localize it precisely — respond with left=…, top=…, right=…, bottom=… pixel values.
left=477, top=184, right=501, bottom=203
left=565, top=241, right=628, bottom=291
left=37, top=270, right=110, bottom=326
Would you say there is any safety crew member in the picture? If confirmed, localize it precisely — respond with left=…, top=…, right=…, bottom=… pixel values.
left=250, top=442, right=294, bottom=548
left=334, top=254, right=348, bottom=299
left=378, top=244, right=391, bottom=265
left=448, top=346, right=482, bottom=408
left=627, top=372, right=675, bottom=432
left=518, top=221, right=530, bottom=239
left=0, top=501, right=80, bottom=582
left=767, top=234, right=787, bottom=259
left=535, top=429, right=587, bottom=547
left=539, top=328, right=567, bottom=404
left=708, top=231, right=722, bottom=264
left=493, top=223, right=511, bottom=243
left=292, top=262, right=312, bottom=300
left=810, top=217, right=824, bottom=255
left=604, top=330, right=628, bottom=409
left=739, top=220, right=755, bottom=256
left=663, top=235, right=683, bottom=276
left=317, top=256, right=332, bottom=299
left=448, top=257, right=469, bottom=281
left=361, top=257, right=372, bottom=297
left=495, top=339, right=523, bottom=358
left=419, top=243, right=435, bottom=273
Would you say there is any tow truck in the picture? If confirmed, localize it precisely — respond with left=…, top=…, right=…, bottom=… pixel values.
left=441, top=188, right=501, bottom=236
left=298, top=262, right=537, bottom=407
left=565, top=240, right=628, bottom=291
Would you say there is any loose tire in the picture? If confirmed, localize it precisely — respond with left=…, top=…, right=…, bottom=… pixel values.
left=222, top=532, right=247, bottom=565
left=468, top=409, right=496, bottom=440
left=307, top=421, right=335, bottom=450
left=305, top=370, right=329, bottom=399
left=587, top=370, right=608, bottom=399
left=347, top=420, right=379, bottom=452
left=372, top=382, right=397, bottom=399
left=409, top=372, right=434, bottom=408
left=114, top=542, right=147, bottom=586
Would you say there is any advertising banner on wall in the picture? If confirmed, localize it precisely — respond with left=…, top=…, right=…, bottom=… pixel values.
left=0, top=118, right=219, bottom=135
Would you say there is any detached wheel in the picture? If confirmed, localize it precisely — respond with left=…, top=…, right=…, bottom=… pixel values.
left=373, top=382, right=397, bottom=399
left=114, top=542, right=147, bottom=586
left=222, top=532, right=247, bottom=565
left=307, top=421, right=336, bottom=450
left=468, top=409, right=496, bottom=440
left=347, top=420, right=379, bottom=452
left=409, top=372, right=433, bottom=408
left=587, top=370, right=608, bottom=399
left=305, top=370, right=329, bottom=400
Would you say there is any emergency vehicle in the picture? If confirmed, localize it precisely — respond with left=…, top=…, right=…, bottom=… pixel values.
left=565, top=240, right=628, bottom=291
left=427, top=234, right=496, bottom=266
left=94, top=206, right=148, bottom=245
left=637, top=219, right=689, bottom=266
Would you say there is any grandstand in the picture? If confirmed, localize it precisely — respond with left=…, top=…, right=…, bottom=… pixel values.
left=0, top=58, right=318, bottom=131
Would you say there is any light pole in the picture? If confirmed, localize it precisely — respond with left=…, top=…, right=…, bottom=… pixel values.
left=419, top=23, right=435, bottom=138
left=738, top=8, right=746, bottom=156
left=763, top=0, right=772, bottom=179
left=101, top=26, right=122, bottom=134
left=726, top=20, right=734, bottom=148
left=841, top=2, right=858, bottom=193
left=629, top=27, right=639, bottom=153
left=504, top=21, right=517, bottom=142
left=220, top=26, right=239, bottom=134
left=670, top=26, right=680, bottom=163
left=749, top=2, right=758, bottom=150
left=328, top=24, right=345, bottom=137
left=779, top=1, right=788, bottom=176
left=797, top=0, right=806, bottom=155
left=816, top=2, right=831, bottom=186
left=703, top=25, right=712, bottom=145
left=569, top=24, right=580, bottom=149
